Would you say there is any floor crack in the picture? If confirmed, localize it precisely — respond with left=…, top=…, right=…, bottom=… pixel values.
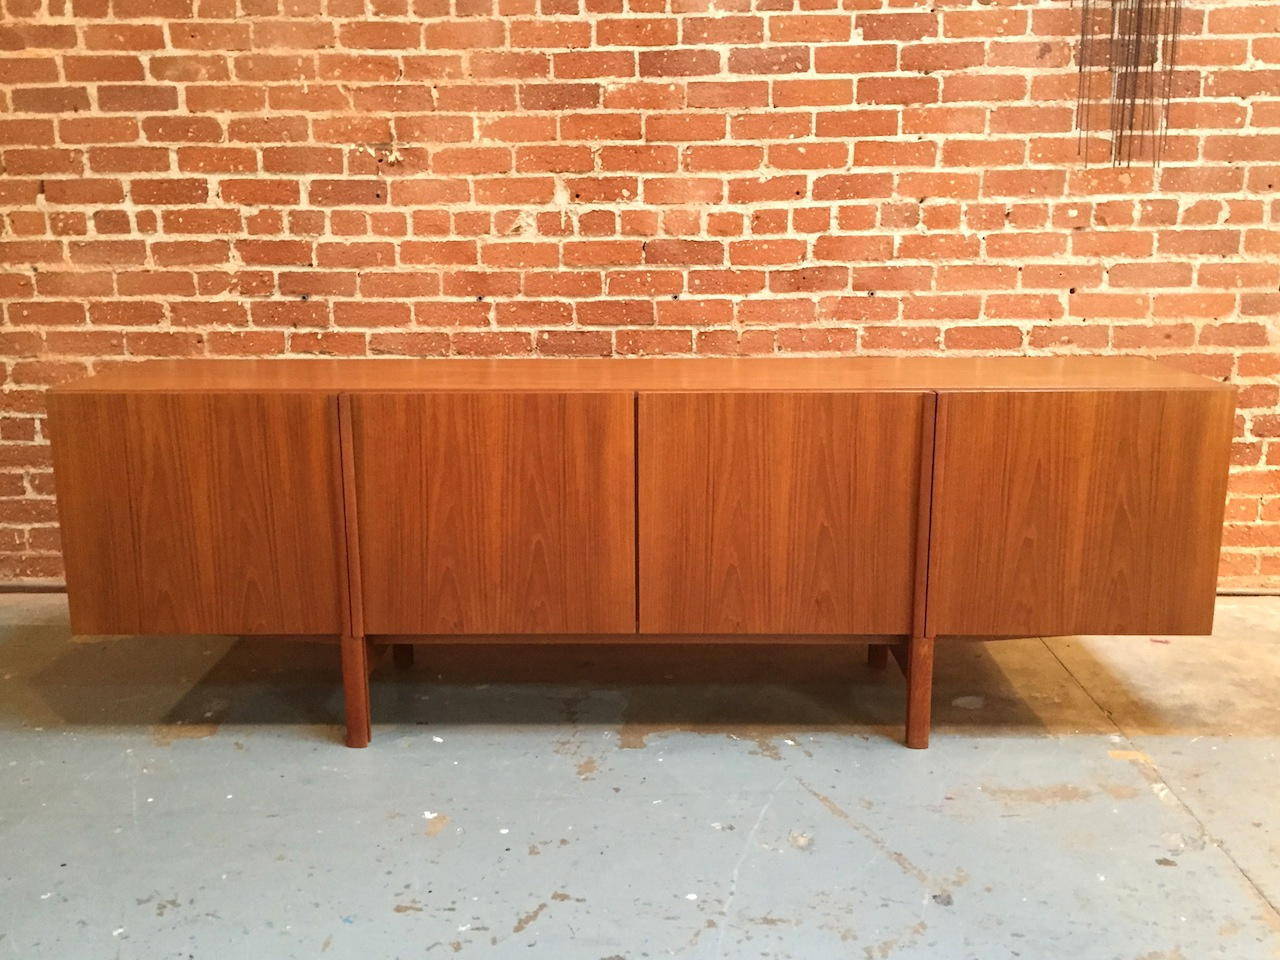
left=1041, top=636, right=1280, bottom=924
left=713, top=775, right=787, bottom=959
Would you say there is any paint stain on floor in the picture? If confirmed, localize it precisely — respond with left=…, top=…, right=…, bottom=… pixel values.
left=2, top=596, right=1280, bottom=959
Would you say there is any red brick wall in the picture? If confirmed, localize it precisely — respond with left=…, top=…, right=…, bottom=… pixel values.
left=1, top=0, right=1277, bottom=587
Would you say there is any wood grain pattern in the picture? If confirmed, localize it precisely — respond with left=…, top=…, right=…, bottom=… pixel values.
left=55, top=356, right=1227, bottom=395
left=911, top=394, right=938, bottom=638
left=927, top=389, right=1235, bottom=637
left=638, top=391, right=927, bottom=635
left=340, top=633, right=371, bottom=748
left=905, top=635, right=934, bottom=749
left=48, top=393, right=143, bottom=633
left=336, top=394, right=364, bottom=639
left=352, top=392, right=636, bottom=634
left=50, top=392, right=345, bottom=635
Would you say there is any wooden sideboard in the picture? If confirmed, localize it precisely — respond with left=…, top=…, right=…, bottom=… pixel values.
left=47, top=357, right=1235, bottom=749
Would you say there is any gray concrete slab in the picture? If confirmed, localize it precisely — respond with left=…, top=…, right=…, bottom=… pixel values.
left=1, top=594, right=1278, bottom=959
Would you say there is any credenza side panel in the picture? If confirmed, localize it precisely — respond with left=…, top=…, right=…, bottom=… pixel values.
left=927, top=389, right=1235, bottom=637
left=49, top=393, right=144, bottom=634
left=352, top=392, right=636, bottom=634
left=51, top=391, right=346, bottom=635
left=638, top=391, right=926, bottom=635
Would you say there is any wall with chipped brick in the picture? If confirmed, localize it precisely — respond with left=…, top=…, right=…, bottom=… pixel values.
left=0, top=0, right=1277, bottom=586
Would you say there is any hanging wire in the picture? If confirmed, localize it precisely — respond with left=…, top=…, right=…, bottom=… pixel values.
left=1077, top=0, right=1183, bottom=166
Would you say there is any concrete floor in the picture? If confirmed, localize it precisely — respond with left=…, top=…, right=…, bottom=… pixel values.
left=1, top=595, right=1279, bottom=959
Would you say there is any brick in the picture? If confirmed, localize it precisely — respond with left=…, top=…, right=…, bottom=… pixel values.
left=0, top=120, right=55, bottom=146
left=400, top=241, right=478, bottom=265
left=520, top=83, right=598, bottom=110
left=644, top=178, right=723, bottom=204
left=496, top=300, right=573, bottom=326
left=152, top=241, right=230, bottom=265
left=645, top=239, right=722, bottom=265
left=0, top=57, right=60, bottom=84
left=769, top=14, right=851, bottom=42
left=11, top=87, right=90, bottom=113
left=604, top=81, right=685, bottom=109
left=601, top=145, right=676, bottom=172
left=728, top=46, right=808, bottom=74
left=774, top=79, right=853, bottom=107
left=510, top=20, right=590, bottom=48
left=451, top=331, right=532, bottom=355
left=564, top=112, right=643, bottom=140
left=943, top=9, right=1026, bottom=38
left=236, top=240, right=313, bottom=265
left=85, top=24, right=165, bottom=49
left=131, top=179, right=208, bottom=204
left=113, top=0, right=192, bottom=16
left=252, top=21, right=335, bottom=48
left=64, top=55, right=146, bottom=82
left=857, top=12, right=936, bottom=41
left=341, top=21, right=422, bottom=48
left=99, top=85, right=180, bottom=112
left=814, top=44, right=898, bottom=74
left=639, top=49, right=720, bottom=76
left=683, top=16, right=762, bottom=45
left=737, top=299, right=816, bottom=325
left=857, top=76, right=938, bottom=105
left=536, top=330, right=612, bottom=356
left=943, top=325, right=1025, bottom=350
left=426, top=21, right=504, bottom=50
left=7, top=302, right=86, bottom=326
left=553, top=51, right=634, bottom=79
left=309, top=180, right=387, bottom=206
left=597, top=17, right=677, bottom=46
left=577, top=300, right=654, bottom=325
left=69, top=241, right=146, bottom=265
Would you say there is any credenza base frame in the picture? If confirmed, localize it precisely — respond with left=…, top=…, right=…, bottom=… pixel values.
left=341, top=635, right=937, bottom=751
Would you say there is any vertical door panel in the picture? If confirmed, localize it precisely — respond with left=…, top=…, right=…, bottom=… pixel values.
left=638, top=391, right=926, bottom=635
left=927, top=389, right=1234, bottom=637
left=49, top=392, right=345, bottom=635
left=353, top=392, right=636, bottom=634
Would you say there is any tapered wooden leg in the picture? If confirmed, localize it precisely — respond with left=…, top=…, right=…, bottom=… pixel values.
left=341, top=633, right=371, bottom=748
left=904, top=635, right=934, bottom=749
left=393, top=642, right=415, bottom=670
left=867, top=644, right=889, bottom=669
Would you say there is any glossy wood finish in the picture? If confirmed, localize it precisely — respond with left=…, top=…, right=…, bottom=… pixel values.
left=905, top=636, right=934, bottom=749
left=927, top=389, right=1236, bottom=637
left=50, top=392, right=345, bottom=635
left=340, top=633, right=371, bottom=748
left=56, top=356, right=1223, bottom=395
left=352, top=392, right=636, bottom=635
left=48, top=393, right=145, bottom=633
left=905, top=395, right=939, bottom=749
left=336, top=395, right=364, bottom=639
left=638, top=391, right=926, bottom=635
left=335, top=395, right=370, bottom=747
left=48, top=357, right=1235, bottom=751
left=373, top=632, right=907, bottom=645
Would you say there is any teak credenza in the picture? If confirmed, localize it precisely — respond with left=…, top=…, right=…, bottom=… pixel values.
left=48, top=357, right=1235, bottom=749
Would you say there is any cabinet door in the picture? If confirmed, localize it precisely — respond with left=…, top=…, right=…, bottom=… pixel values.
left=927, top=389, right=1234, bottom=637
left=49, top=392, right=345, bottom=635
left=638, top=391, right=928, bottom=635
left=351, top=392, right=635, bottom=634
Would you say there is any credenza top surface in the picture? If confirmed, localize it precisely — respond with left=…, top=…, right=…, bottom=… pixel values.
left=55, top=356, right=1229, bottom=394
